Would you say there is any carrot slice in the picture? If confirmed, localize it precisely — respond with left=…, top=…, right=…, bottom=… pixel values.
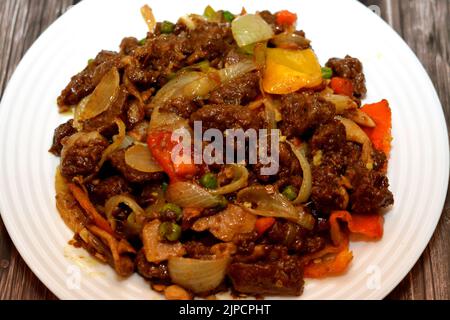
left=67, top=183, right=114, bottom=235
left=275, top=10, right=297, bottom=25
left=330, top=77, right=353, bottom=97
left=361, top=99, right=392, bottom=157
left=330, top=210, right=384, bottom=242
left=254, top=217, right=276, bottom=236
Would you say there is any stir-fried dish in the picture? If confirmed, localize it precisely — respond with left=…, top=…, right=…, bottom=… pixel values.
left=50, top=6, right=393, bottom=299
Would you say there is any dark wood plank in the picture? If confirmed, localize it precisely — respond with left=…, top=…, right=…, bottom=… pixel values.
left=0, top=0, right=448, bottom=300
left=384, top=0, right=450, bottom=301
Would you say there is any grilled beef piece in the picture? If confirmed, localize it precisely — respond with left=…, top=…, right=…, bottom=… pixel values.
left=326, top=55, right=366, bottom=98
left=57, top=51, right=122, bottom=109
left=135, top=250, right=170, bottom=281
left=280, top=92, right=335, bottom=137
left=190, top=104, right=265, bottom=132
left=159, top=97, right=199, bottom=119
left=348, top=166, right=394, bottom=214
left=88, top=175, right=131, bottom=203
left=49, top=119, right=77, bottom=156
left=208, top=72, right=260, bottom=106
left=311, top=120, right=347, bottom=152
left=228, top=246, right=304, bottom=296
left=60, top=132, right=108, bottom=178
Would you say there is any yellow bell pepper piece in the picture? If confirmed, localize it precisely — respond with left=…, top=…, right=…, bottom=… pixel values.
left=262, top=48, right=323, bottom=94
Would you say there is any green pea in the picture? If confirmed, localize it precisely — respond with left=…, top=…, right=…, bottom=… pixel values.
left=222, top=11, right=235, bottom=22
left=282, top=185, right=298, bottom=201
left=199, top=172, right=218, bottom=189
left=87, top=58, right=94, bottom=65
left=159, top=222, right=182, bottom=241
left=321, top=67, right=333, bottom=79
left=160, top=203, right=182, bottom=221
left=160, top=21, right=175, bottom=34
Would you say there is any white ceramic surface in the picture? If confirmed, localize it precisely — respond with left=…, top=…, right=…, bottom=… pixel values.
left=0, top=0, right=448, bottom=300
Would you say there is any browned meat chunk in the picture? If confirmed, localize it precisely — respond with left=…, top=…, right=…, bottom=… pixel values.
left=190, top=104, right=264, bottom=132
left=326, top=55, right=366, bottom=97
left=311, top=120, right=346, bottom=152
left=57, top=51, right=121, bottom=109
left=280, top=92, right=335, bottom=137
left=120, top=37, right=139, bottom=55
left=311, top=165, right=348, bottom=213
left=251, top=142, right=300, bottom=183
left=208, top=72, right=260, bottom=105
left=135, top=250, right=170, bottom=281
left=125, top=100, right=145, bottom=128
left=228, top=247, right=304, bottom=296
left=88, top=176, right=131, bottom=203
left=265, top=221, right=326, bottom=254
left=49, top=119, right=77, bottom=156
left=159, top=97, right=198, bottom=119
left=109, top=149, right=164, bottom=183
left=60, top=132, right=108, bottom=178
left=258, top=10, right=287, bottom=34
left=130, top=20, right=233, bottom=85
left=349, top=168, right=394, bottom=214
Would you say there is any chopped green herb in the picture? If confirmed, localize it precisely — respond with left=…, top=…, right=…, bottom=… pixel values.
left=223, top=11, right=234, bottom=22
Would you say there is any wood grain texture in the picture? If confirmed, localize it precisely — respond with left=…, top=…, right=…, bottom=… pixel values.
left=0, top=0, right=448, bottom=300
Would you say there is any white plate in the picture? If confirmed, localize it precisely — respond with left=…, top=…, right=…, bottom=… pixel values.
left=0, top=0, right=448, bottom=300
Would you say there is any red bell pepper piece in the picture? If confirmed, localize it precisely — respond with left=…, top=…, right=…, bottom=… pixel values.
left=147, top=130, right=197, bottom=182
left=330, top=77, right=353, bottom=97
left=361, top=99, right=392, bottom=158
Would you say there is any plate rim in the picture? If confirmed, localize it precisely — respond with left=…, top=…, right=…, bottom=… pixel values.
left=0, top=0, right=448, bottom=300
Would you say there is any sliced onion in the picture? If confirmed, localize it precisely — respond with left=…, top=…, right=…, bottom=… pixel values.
left=120, top=135, right=135, bottom=150
left=168, top=256, right=230, bottom=293
left=73, top=94, right=90, bottom=130
left=55, top=166, right=87, bottom=233
left=336, top=116, right=373, bottom=167
left=98, top=118, right=126, bottom=169
left=271, top=32, right=310, bottom=50
left=104, top=195, right=145, bottom=231
left=344, top=109, right=376, bottom=127
left=144, top=186, right=166, bottom=217
left=210, top=164, right=248, bottom=195
left=321, top=92, right=358, bottom=113
left=149, top=60, right=256, bottom=132
left=78, top=67, right=120, bottom=121
left=218, top=60, right=257, bottom=83
left=142, top=220, right=186, bottom=263
left=124, top=143, right=163, bottom=173
left=192, top=205, right=256, bottom=241
left=287, top=141, right=312, bottom=204
left=231, top=14, right=274, bottom=47
left=166, top=181, right=223, bottom=208
left=88, top=225, right=136, bottom=277
left=141, top=5, right=156, bottom=32
left=237, top=185, right=315, bottom=230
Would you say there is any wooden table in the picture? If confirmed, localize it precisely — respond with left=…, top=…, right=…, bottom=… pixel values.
left=0, top=0, right=448, bottom=300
